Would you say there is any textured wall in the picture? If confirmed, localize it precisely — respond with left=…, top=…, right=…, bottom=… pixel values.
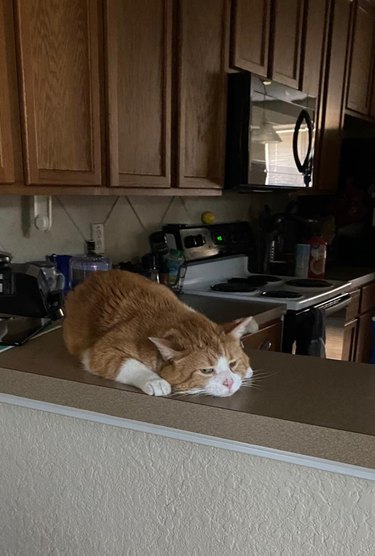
left=1, top=403, right=375, bottom=556
left=0, top=192, right=290, bottom=264
left=0, top=194, right=252, bottom=263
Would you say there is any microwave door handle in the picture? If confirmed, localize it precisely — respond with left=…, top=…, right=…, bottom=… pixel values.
left=293, top=109, right=313, bottom=175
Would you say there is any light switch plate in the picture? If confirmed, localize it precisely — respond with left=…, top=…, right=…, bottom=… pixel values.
left=91, top=223, right=105, bottom=254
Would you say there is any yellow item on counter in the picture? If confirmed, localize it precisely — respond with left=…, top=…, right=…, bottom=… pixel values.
left=201, top=211, right=216, bottom=225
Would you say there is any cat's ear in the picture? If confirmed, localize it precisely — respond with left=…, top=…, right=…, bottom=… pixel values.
left=222, top=316, right=258, bottom=339
left=148, top=337, right=181, bottom=361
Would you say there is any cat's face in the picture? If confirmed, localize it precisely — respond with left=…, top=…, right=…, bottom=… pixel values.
left=149, top=316, right=256, bottom=397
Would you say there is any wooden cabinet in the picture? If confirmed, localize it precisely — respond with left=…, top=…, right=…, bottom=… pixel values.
left=270, top=0, right=305, bottom=88
left=15, top=0, right=103, bottom=186
left=342, top=318, right=359, bottom=361
left=176, top=0, right=229, bottom=189
left=230, top=0, right=271, bottom=77
left=355, top=281, right=375, bottom=363
left=301, top=0, right=328, bottom=97
left=231, top=0, right=325, bottom=95
left=346, top=0, right=375, bottom=116
left=342, top=282, right=375, bottom=363
left=106, top=0, right=227, bottom=191
left=356, top=311, right=374, bottom=363
left=313, top=0, right=352, bottom=193
left=242, top=321, right=282, bottom=352
left=0, top=0, right=23, bottom=185
left=106, top=0, right=172, bottom=188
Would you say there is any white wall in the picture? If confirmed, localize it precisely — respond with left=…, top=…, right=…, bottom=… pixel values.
left=1, top=402, right=374, bottom=556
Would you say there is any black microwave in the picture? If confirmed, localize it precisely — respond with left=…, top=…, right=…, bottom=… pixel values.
left=225, top=72, right=317, bottom=191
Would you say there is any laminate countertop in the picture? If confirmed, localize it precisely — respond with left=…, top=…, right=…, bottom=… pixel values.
left=1, top=322, right=375, bottom=472
left=326, top=266, right=375, bottom=289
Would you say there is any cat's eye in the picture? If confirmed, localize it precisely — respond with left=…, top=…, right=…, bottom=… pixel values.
left=200, top=368, right=214, bottom=375
left=229, top=360, right=237, bottom=370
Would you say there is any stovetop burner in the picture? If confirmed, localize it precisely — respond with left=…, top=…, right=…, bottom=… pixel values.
left=260, top=290, right=304, bottom=299
left=228, top=277, right=267, bottom=287
left=211, top=282, right=258, bottom=293
left=228, top=275, right=282, bottom=287
left=285, top=279, right=332, bottom=288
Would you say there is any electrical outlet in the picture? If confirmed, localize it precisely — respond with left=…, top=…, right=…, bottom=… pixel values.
left=91, top=223, right=105, bottom=254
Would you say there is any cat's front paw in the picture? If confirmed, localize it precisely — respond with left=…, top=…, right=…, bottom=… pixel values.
left=142, top=378, right=172, bottom=396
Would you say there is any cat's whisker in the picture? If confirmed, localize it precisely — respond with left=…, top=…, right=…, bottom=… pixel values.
left=252, top=367, right=278, bottom=378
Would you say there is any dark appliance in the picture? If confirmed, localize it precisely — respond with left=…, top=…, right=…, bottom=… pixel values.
left=0, top=260, right=64, bottom=345
left=162, top=221, right=254, bottom=262
left=225, top=72, right=316, bottom=190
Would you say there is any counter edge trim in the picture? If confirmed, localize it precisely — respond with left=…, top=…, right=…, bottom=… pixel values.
left=1, top=392, right=375, bottom=482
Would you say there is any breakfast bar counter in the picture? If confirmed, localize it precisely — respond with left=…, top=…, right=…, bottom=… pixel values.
left=1, top=326, right=375, bottom=476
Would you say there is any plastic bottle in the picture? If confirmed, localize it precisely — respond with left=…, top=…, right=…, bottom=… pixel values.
left=370, top=317, right=375, bottom=364
left=307, top=236, right=327, bottom=279
left=69, top=241, right=112, bottom=289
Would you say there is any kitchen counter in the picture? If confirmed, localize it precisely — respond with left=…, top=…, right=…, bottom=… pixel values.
left=178, top=294, right=286, bottom=327
left=326, top=266, right=375, bottom=289
left=1, top=327, right=375, bottom=474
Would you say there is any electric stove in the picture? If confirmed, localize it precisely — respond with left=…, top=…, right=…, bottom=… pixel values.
left=182, top=255, right=351, bottom=311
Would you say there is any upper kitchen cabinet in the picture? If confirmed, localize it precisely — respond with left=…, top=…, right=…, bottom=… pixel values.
left=231, top=0, right=326, bottom=95
left=301, top=0, right=328, bottom=97
left=313, top=0, right=352, bottom=192
left=106, top=0, right=172, bottom=188
left=176, top=0, right=229, bottom=189
left=270, top=0, right=305, bottom=88
left=346, top=0, right=375, bottom=116
left=230, top=0, right=271, bottom=77
left=0, top=0, right=23, bottom=185
left=15, top=0, right=103, bottom=186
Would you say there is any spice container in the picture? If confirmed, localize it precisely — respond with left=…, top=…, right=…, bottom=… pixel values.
left=69, top=241, right=112, bottom=289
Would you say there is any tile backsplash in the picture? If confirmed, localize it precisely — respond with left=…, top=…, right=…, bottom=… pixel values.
left=0, top=193, right=255, bottom=263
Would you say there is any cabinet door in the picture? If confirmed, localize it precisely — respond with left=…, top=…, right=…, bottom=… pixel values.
left=359, top=281, right=375, bottom=314
left=347, top=0, right=375, bottom=115
left=176, top=0, right=229, bottom=189
left=242, top=321, right=282, bottom=352
left=301, top=0, right=327, bottom=96
left=16, top=0, right=102, bottom=186
left=230, top=0, right=271, bottom=77
left=0, top=0, right=23, bottom=185
left=313, top=0, right=351, bottom=192
left=355, top=311, right=375, bottom=363
left=342, top=318, right=358, bottom=362
left=270, top=0, right=305, bottom=88
left=106, top=0, right=172, bottom=187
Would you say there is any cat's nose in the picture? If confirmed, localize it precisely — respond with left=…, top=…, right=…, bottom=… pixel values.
left=223, top=378, right=234, bottom=389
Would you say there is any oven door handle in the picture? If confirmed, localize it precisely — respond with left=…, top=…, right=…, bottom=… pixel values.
left=315, top=294, right=351, bottom=315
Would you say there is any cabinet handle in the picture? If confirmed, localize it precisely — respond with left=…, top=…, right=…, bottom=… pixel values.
left=260, top=340, right=272, bottom=351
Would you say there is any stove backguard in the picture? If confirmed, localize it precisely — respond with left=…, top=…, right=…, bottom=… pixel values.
left=162, top=221, right=255, bottom=263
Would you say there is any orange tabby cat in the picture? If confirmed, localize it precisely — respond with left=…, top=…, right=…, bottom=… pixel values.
left=63, top=270, right=258, bottom=397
